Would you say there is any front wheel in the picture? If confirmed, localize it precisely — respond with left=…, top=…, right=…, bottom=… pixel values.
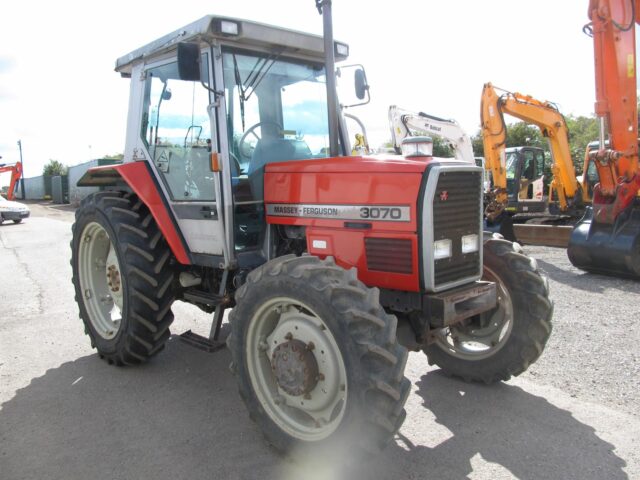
left=227, top=255, right=410, bottom=455
left=424, top=236, right=553, bottom=383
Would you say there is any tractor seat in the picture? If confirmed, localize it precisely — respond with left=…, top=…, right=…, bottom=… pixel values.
left=248, top=138, right=312, bottom=199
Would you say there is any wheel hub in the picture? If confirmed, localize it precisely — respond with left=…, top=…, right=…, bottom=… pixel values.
left=271, top=338, right=319, bottom=396
left=107, top=264, right=121, bottom=293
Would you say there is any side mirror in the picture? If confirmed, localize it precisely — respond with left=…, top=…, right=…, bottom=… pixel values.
left=177, top=42, right=201, bottom=81
left=354, top=69, right=368, bottom=100
left=336, top=64, right=370, bottom=108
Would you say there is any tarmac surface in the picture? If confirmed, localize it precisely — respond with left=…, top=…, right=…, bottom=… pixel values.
left=1, top=202, right=638, bottom=479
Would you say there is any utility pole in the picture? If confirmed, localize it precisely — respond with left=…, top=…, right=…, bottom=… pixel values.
left=17, top=140, right=25, bottom=199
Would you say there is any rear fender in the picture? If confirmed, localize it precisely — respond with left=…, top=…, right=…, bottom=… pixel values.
left=78, top=163, right=191, bottom=265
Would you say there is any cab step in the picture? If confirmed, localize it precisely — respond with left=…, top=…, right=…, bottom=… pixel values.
left=179, top=330, right=226, bottom=353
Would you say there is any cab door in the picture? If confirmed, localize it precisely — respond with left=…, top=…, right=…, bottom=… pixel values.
left=140, top=52, right=227, bottom=263
left=516, top=148, right=546, bottom=213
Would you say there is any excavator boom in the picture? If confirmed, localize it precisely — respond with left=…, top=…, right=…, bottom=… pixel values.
left=567, top=0, right=640, bottom=278
left=388, top=105, right=475, bottom=164
left=480, top=83, right=581, bottom=220
left=0, top=162, right=22, bottom=201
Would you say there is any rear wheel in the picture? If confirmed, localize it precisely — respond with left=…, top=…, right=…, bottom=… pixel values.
left=70, top=191, right=176, bottom=365
left=227, top=255, right=410, bottom=454
left=424, top=237, right=553, bottom=383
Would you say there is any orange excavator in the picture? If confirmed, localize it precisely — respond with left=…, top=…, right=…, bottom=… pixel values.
left=0, top=161, right=23, bottom=200
left=480, top=84, right=585, bottom=244
left=567, top=0, right=640, bottom=278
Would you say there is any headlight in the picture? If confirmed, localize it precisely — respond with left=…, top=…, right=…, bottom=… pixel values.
left=401, top=136, right=433, bottom=158
left=461, top=234, right=479, bottom=253
left=434, top=239, right=452, bottom=260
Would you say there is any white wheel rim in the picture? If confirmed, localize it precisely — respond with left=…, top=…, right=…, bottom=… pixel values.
left=245, top=297, right=348, bottom=442
left=434, top=265, right=514, bottom=360
left=77, top=222, right=123, bottom=340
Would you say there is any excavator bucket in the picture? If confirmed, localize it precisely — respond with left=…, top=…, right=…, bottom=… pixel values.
left=568, top=204, right=640, bottom=278
left=483, top=213, right=516, bottom=242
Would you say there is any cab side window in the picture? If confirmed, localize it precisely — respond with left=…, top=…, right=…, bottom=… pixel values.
left=140, top=56, right=215, bottom=202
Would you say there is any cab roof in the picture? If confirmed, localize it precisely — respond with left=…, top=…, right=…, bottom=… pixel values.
left=115, top=15, right=349, bottom=76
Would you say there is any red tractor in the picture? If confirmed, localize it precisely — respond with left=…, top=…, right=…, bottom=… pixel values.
left=71, top=5, right=552, bottom=454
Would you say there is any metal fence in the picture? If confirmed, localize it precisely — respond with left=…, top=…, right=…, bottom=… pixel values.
left=15, top=159, right=121, bottom=205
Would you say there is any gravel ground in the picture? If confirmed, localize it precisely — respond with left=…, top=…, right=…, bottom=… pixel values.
left=522, top=245, right=640, bottom=416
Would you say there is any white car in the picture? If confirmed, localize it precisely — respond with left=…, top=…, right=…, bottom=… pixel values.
left=0, top=196, right=30, bottom=224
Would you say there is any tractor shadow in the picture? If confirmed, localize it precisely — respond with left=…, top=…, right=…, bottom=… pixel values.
left=374, top=370, right=628, bottom=480
left=0, top=336, right=285, bottom=480
left=0, top=340, right=628, bottom=480
left=537, top=258, right=640, bottom=294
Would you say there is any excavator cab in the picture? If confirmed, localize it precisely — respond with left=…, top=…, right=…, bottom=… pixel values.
left=505, top=147, right=547, bottom=214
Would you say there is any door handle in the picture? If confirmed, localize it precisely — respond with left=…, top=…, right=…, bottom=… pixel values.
left=200, top=206, right=216, bottom=219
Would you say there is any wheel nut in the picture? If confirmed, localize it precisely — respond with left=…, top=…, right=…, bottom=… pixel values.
left=307, top=341, right=315, bottom=351
left=304, top=393, right=311, bottom=400
left=285, top=332, right=293, bottom=341
left=317, top=373, right=325, bottom=381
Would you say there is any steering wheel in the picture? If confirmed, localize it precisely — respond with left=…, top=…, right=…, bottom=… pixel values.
left=238, top=121, right=283, bottom=161
left=229, top=151, right=242, bottom=176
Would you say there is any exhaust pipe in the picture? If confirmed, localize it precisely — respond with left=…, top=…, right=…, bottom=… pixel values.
left=316, top=0, right=340, bottom=157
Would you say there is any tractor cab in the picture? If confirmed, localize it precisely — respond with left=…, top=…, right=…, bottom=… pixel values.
left=108, top=15, right=357, bottom=266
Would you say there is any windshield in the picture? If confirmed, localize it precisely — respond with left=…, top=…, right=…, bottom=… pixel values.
left=505, top=152, right=518, bottom=179
left=222, top=49, right=330, bottom=179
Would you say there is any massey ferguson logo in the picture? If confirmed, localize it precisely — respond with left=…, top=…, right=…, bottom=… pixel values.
left=439, top=191, right=449, bottom=201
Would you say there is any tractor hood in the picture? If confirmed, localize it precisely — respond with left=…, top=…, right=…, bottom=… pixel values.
left=265, top=155, right=431, bottom=174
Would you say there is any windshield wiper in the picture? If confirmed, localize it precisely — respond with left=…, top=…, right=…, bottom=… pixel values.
left=232, top=50, right=284, bottom=130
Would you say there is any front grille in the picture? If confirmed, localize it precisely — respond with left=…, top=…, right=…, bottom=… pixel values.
left=432, top=170, right=482, bottom=287
left=365, top=238, right=413, bottom=274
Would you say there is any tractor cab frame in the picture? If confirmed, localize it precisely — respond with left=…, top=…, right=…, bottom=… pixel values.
left=81, top=15, right=354, bottom=271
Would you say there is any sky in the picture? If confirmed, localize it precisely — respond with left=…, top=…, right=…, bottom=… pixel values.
left=0, top=0, right=604, bottom=183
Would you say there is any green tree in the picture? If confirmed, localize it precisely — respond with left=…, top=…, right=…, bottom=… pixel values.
left=471, top=134, right=484, bottom=157
left=103, top=153, right=124, bottom=161
left=564, top=115, right=599, bottom=174
left=505, top=122, right=545, bottom=148
left=42, top=159, right=68, bottom=176
left=472, top=122, right=546, bottom=157
left=431, top=135, right=455, bottom=157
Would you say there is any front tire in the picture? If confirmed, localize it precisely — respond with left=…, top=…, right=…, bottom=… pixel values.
left=227, top=255, right=410, bottom=455
left=424, top=236, right=553, bottom=383
left=70, top=191, right=176, bottom=365
left=13, top=219, right=22, bottom=224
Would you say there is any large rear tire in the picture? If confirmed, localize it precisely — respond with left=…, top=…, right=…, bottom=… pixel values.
left=227, top=255, right=410, bottom=455
left=424, top=236, right=553, bottom=383
left=70, top=191, right=176, bottom=365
